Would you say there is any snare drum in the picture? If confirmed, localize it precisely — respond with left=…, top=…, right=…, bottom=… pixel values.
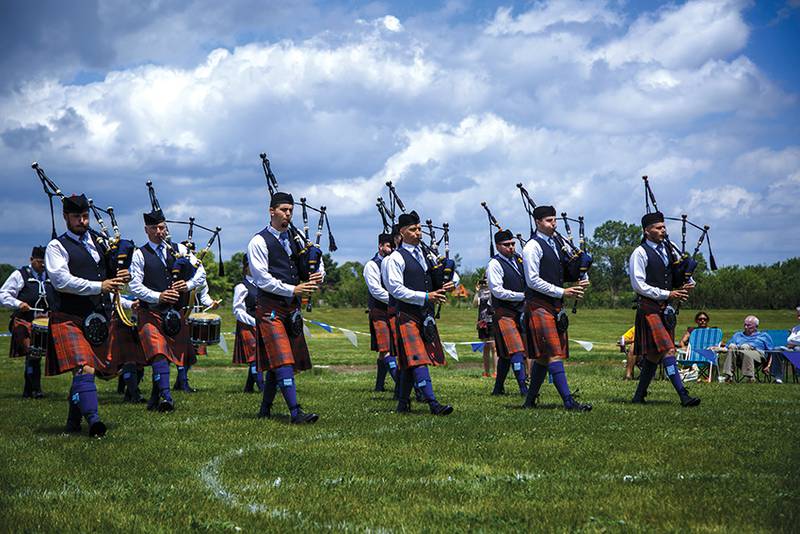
left=188, top=313, right=221, bottom=346
left=30, top=317, right=50, bottom=358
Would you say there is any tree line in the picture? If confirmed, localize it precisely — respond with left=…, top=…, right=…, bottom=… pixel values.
left=2, top=222, right=797, bottom=310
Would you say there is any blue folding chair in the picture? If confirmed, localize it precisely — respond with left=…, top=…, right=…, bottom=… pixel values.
left=677, top=327, right=723, bottom=383
left=764, top=329, right=798, bottom=383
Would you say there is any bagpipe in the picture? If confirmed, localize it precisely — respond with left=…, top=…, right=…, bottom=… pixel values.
left=32, top=162, right=136, bottom=341
left=642, top=175, right=717, bottom=289
left=145, top=181, right=222, bottom=334
left=260, top=153, right=337, bottom=312
left=378, top=181, right=455, bottom=318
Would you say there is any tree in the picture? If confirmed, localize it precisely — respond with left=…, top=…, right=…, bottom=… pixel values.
left=0, top=263, right=16, bottom=287
left=588, top=220, right=641, bottom=306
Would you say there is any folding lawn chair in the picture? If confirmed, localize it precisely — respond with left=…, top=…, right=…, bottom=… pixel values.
left=677, top=327, right=722, bottom=383
left=764, top=329, right=799, bottom=384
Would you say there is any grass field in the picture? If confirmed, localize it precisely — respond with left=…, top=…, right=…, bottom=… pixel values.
left=0, top=307, right=798, bottom=532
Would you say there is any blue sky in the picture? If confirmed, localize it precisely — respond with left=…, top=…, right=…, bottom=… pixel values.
left=1, top=0, right=798, bottom=270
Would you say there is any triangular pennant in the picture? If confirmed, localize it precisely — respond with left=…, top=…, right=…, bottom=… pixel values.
left=339, top=328, right=358, bottom=347
left=443, top=342, right=459, bottom=361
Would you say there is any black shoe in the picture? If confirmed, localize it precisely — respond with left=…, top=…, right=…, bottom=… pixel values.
left=31, top=390, right=45, bottom=399
left=680, top=394, right=701, bottom=407
left=491, top=387, right=506, bottom=396
left=89, top=420, right=107, bottom=438
left=257, top=404, right=272, bottom=419
left=290, top=407, right=319, bottom=424
left=564, top=390, right=592, bottom=412
left=158, top=398, right=174, bottom=412
left=374, top=386, right=386, bottom=392
left=429, top=402, right=453, bottom=416
left=396, top=400, right=411, bottom=413
left=521, top=394, right=539, bottom=409
left=631, top=391, right=648, bottom=404
left=65, top=420, right=82, bottom=433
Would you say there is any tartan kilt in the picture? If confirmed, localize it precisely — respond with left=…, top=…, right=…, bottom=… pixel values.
left=368, top=308, right=392, bottom=353
left=46, top=311, right=112, bottom=376
left=395, top=311, right=445, bottom=370
left=9, top=317, right=31, bottom=358
left=525, top=298, right=569, bottom=360
left=233, top=321, right=257, bottom=364
left=387, top=306, right=399, bottom=357
left=634, top=297, right=675, bottom=358
left=108, top=315, right=146, bottom=368
left=493, top=306, right=527, bottom=360
left=255, top=295, right=312, bottom=373
left=137, top=308, right=192, bottom=367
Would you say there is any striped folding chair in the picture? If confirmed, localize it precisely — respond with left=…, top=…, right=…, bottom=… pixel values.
left=677, top=327, right=723, bottom=383
left=764, top=330, right=797, bottom=384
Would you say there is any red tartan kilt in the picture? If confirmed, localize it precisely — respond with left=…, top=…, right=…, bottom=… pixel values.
left=255, top=295, right=312, bottom=372
left=387, top=307, right=399, bottom=356
left=368, top=308, right=392, bottom=353
left=395, top=311, right=445, bottom=370
left=525, top=298, right=569, bottom=360
left=9, top=317, right=31, bottom=358
left=137, top=309, right=192, bottom=366
left=46, top=311, right=112, bottom=376
left=634, top=298, right=675, bottom=358
left=108, top=315, right=146, bottom=368
left=493, top=307, right=527, bottom=360
left=233, top=322, right=257, bottom=364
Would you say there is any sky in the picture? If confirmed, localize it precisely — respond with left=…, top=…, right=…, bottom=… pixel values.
left=0, top=0, right=798, bottom=271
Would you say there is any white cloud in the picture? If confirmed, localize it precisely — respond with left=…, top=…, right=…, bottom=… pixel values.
left=486, top=1, right=620, bottom=36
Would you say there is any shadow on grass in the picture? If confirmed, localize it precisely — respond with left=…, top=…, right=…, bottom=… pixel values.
left=606, top=397, right=672, bottom=405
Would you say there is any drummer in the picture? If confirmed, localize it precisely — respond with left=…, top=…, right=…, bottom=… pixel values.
left=174, top=280, right=220, bottom=393
left=232, top=255, right=262, bottom=392
left=0, top=246, right=54, bottom=398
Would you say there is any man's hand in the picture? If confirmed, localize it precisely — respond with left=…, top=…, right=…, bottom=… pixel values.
left=117, top=269, right=131, bottom=283
left=171, top=280, right=188, bottom=293
left=293, top=281, right=319, bottom=296
left=681, top=282, right=696, bottom=291
left=131, top=300, right=141, bottom=311
left=208, top=299, right=221, bottom=310
left=101, top=278, right=123, bottom=294
left=428, top=288, right=448, bottom=304
left=159, top=289, right=180, bottom=305
left=308, top=272, right=323, bottom=284
left=442, top=281, right=455, bottom=292
left=669, top=289, right=690, bottom=302
left=564, top=279, right=589, bottom=300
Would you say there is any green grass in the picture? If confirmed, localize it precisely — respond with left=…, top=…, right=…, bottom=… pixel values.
left=0, top=307, right=798, bottom=532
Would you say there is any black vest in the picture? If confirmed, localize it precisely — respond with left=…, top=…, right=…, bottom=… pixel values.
left=138, top=242, right=183, bottom=310
left=13, top=266, right=54, bottom=322
left=52, top=233, right=110, bottom=318
left=642, top=242, right=673, bottom=291
left=366, top=254, right=388, bottom=311
left=242, top=278, right=258, bottom=316
left=525, top=233, right=564, bottom=305
left=493, top=253, right=525, bottom=312
left=395, top=246, right=434, bottom=317
left=256, top=227, right=301, bottom=301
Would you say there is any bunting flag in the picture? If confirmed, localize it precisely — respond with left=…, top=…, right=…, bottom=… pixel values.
left=309, top=320, right=333, bottom=333
left=442, top=342, right=459, bottom=361
left=218, top=333, right=229, bottom=355
left=571, top=339, right=594, bottom=351
left=470, top=342, right=485, bottom=352
left=303, top=324, right=313, bottom=339
left=339, top=328, right=358, bottom=347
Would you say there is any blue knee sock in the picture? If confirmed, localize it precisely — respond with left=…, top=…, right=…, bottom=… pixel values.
left=253, top=364, right=265, bottom=391
left=261, top=370, right=277, bottom=412
left=510, top=353, right=528, bottom=395
left=176, top=365, right=188, bottom=389
left=275, top=365, right=299, bottom=418
left=493, top=358, right=511, bottom=393
left=412, top=366, right=437, bottom=403
left=71, top=374, right=100, bottom=425
left=633, top=358, right=658, bottom=400
left=385, top=355, right=398, bottom=382
left=524, top=360, right=548, bottom=403
left=663, top=356, right=688, bottom=398
left=548, top=360, right=572, bottom=404
left=152, top=359, right=173, bottom=403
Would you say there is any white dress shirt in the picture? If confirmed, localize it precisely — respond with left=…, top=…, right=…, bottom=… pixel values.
left=521, top=235, right=564, bottom=299
left=246, top=224, right=326, bottom=297
left=629, top=240, right=672, bottom=301
left=486, top=256, right=525, bottom=303
left=45, top=230, right=104, bottom=296
left=232, top=278, right=257, bottom=326
left=196, top=281, right=215, bottom=308
left=384, top=243, right=431, bottom=306
left=129, top=241, right=207, bottom=304
left=0, top=268, right=39, bottom=309
left=363, top=255, right=389, bottom=304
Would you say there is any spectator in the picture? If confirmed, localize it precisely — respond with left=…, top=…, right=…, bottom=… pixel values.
left=619, top=326, right=637, bottom=380
left=788, top=306, right=800, bottom=349
left=721, top=315, right=773, bottom=383
left=770, top=306, right=800, bottom=384
left=679, top=311, right=711, bottom=348
left=474, top=277, right=496, bottom=378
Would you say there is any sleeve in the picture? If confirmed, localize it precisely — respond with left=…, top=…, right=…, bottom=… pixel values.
left=232, top=284, right=256, bottom=326
left=487, top=258, right=524, bottom=302
left=629, top=246, right=670, bottom=301
left=787, top=326, right=800, bottom=347
left=180, top=244, right=207, bottom=291
left=247, top=234, right=295, bottom=297
left=119, top=295, right=134, bottom=310
left=197, top=282, right=214, bottom=307
left=0, top=270, right=25, bottom=309
left=760, top=332, right=774, bottom=350
left=451, top=270, right=461, bottom=288
left=45, top=239, right=103, bottom=296
left=522, top=240, right=564, bottom=299
left=128, top=248, right=161, bottom=304
left=384, top=252, right=427, bottom=306
left=363, top=261, right=389, bottom=304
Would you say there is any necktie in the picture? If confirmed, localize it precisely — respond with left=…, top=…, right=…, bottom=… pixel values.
left=156, top=243, right=166, bottom=265
left=656, top=243, right=668, bottom=265
left=547, top=237, right=560, bottom=258
left=80, top=234, right=97, bottom=261
left=279, top=232, right=292, bottom=256
left=413, top=247, right=426, bottom=269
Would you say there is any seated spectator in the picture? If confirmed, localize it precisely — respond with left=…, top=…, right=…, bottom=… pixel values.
left=679, top=311, right=710, bottom=348
left=789, top=306, right=800, bottom=350
left=721, top=315, right=773, bottom=383
left=769, top=306, right=800, bottom=384
left=618, top=326, right=637, bottom=380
